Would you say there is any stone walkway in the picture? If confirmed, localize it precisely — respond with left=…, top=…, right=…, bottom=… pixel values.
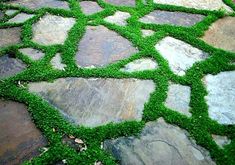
left=0, top=0, right=235, bottom=165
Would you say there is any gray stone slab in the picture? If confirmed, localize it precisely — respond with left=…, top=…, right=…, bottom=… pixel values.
left=32, top=14, right=76, bottom=45
left=7, top=13, right=35, bottom=23
left=203, top=71, right=235, bottom=125
left=103, top=0, right=136, bottom=7
left=104, top=118, right=215, bottom=165
left=104, top=11, right=131, bottom=26
left=50, top=53, right=66, bottom=70
left=80, top=1, right=103, bottom=15
left=212, top=135, right=231, bottom=148
left=28, top=78, right=155, bottom=127
left=19, top=48, right=45, bottom=60
left=5, top=9, right=18, bottom=16
left=201, top=17, right=235, bottom=53
left=76, top=25, right=138, bottom=68
left=0, top=27, right=21, bottom=48
left=141, top=29, right=155, bottom=37
left=0, top=55, right=26, bottom=79
left=139, top=10, right=205, bottom=27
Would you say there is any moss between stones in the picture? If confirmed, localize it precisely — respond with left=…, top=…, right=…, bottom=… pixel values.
left=0, top=0, right=235, bottom=164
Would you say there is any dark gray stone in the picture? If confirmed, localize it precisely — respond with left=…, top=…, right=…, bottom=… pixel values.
left=139, top=10, right=205, bottom=27
left=0, top=100, right=47, bottom=165
left=76, top=25, right=138, bottom=68
left=104, top=118, right=215, bottom=165
left=28, top=78, right=155, bottom=127
left=19, top=48, right=45, bottom=60
left=80, top=1, right=103, bottom=15
left=0, top=55, right=26, bottom=79
left=103, top=0, right=136, bottom=7
left=0, top=27, right=21, bottom=48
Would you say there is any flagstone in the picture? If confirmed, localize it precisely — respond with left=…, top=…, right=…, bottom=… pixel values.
left=212, top=135, right=231, bottom=148
left=141, top=29, right=155, bottom=37
left=0, top=27, right=21, bottom=48
left=104, top=118, right=215, bottom=165
left=201, top=17, right=235, bottom=53
left=50, top=53, right=66, bottom=70
left=104, top=11, right=131, bottom=26
left=0, top=100, right=47, bottom=165
left=155, top=37, right=209, bottom=76
left=203, top=71, right=235, bottom=125
left=139, top=10, right=205, bottom=27
left=19, top=48, right=45, bottom=60
left=28, top=78, right=155, bottom=127
left=5, top=9, right=18, bottom=16
left=80, top=1, right=103, bottom=15
left=103, top=0, right=136, bottom=7
left=76, top=25, right=138, bottom=68
left=32, top=14, right=76, bottom=45
left=7, top=13, right=35, bottom=23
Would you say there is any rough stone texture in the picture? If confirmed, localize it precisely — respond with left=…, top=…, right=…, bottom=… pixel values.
left=5, top=9, right=18, bottom=16
left=0, top=100, right=47, bottom=165
left=104, top=118, right=215, bottom=165
left=7, top=13, right=35, bottom=23
left=201, top=17, right=235, bottom=53
left=141, top=29, right=155, bottom=37
left=212, top=135, right=231, bottom=148
left=28, top=78, right=155, bottom=127
left=32, top=14, right=76, bottom=45
left=104, top=11, right=131, bottom=26
left=155, top=37, right=209, bottom=76
left=50, top=53, right=66, bottom=70
left=139, top=10, right=205, bottom=27
left=19, top=48, right=45, bottom=60
left=0, top=55, right=26, bottom=79
left=165, top=83, right=191, bottom=117
left=8, top=0, right=70, bottom=10
left=121, top=58, right=158, bottom=73
left=0, top=11, right=4, bottom=20
left=0, top=27, right=21, bottom=48
left=76, top=25, right=138, bottom=68
left=203, top=71, right=235, bottom=125
left=103, top=0, right=136, bottom=7
left=153, top=0, right=232, bottom=12
left=80, top=1, right=103, bottom=15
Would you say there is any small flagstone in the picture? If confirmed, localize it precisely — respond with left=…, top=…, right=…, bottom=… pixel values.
left=104, top=118, right=215, bottom=165
left=0, top=100, right=47, bottom=165
left=212, top=135, right=231, bottom=148
left=28, top=78, right=155, bottom=127
left=7, top=0, right=70, bottom=10
left=50, top=53, right=66, bottom=70
left=103, top=0, right=136, bottom=7
left=141, top=29, right=155, bottom=37
left=153, top=0, right=232, bottom=12
left=104, top=11, right=131, bottom=26
left=7, top=13, right=35, bottom=23
left=80, top=1, right=103, bottom=15
left=139, top=10, right=205, bottom=27
left=76, top=25, right=138, bottom=68
left=19, top=48, right=45, bottom=60
left=121, top=58, right=158, bottom=73
left=201, top=17, right=235, bottom=53
left=165, top=83, right=191, bottom=117
left=32, top=14, right=76, bottom=45
left=203, top=71, right=235, bottom=125
left=0, top=55, right=26, bottom=79
left=155, top=36, right=209, bottom=76
left=0, top=27, right=21, bottom=48
left=5, top=9, right=18, bottom=16
left=0, top=11, right=4, bottom=19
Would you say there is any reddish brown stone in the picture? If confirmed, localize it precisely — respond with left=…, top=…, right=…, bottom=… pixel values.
left=0, top=100, right=47, bottom=165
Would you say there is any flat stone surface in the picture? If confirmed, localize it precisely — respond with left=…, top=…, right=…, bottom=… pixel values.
left=203, top=71, right=235, bottom=125
left=155, top=37, right=209, bottom=76
left=76, top=25, right=138, bottom=68
left=0, top=55, right=26, bottom=79
left=104, top=11, right=131, bottom=26
left=141, top=29, right=155, bottom=37
left=212, top=135, right=231, bottom=148
left=165, top=83, right=191, bottom=117
left=8, top=0, right=70, bottom=10
left=0, top=100, right=47, bottom=165
left=201, top=17, right=235, bottom=53
left=5, top=9, right=18, bottom=16
left=19, top=48, right=45, bottom=60
left=104, top=118, right=215, bottom=165
left=28, top=78, right=155, bottom=127
left=50, top=53, right=66, bottom=70
left=153, top=0, right=232, bottom=12
left=32, top=14, right=76, bottom=45
left=139, top=10, right=205, bottom=27
left=0, top=27, right=21, bottom=48
left=103, top=0, right=136, bottom=7
left=0, top=11, right=4, bottom=20
left=7, top=13, right=35, bottom=23
left=121, top=58, right=158, bottom=73
left=80, top=1, right=103, bottom=15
